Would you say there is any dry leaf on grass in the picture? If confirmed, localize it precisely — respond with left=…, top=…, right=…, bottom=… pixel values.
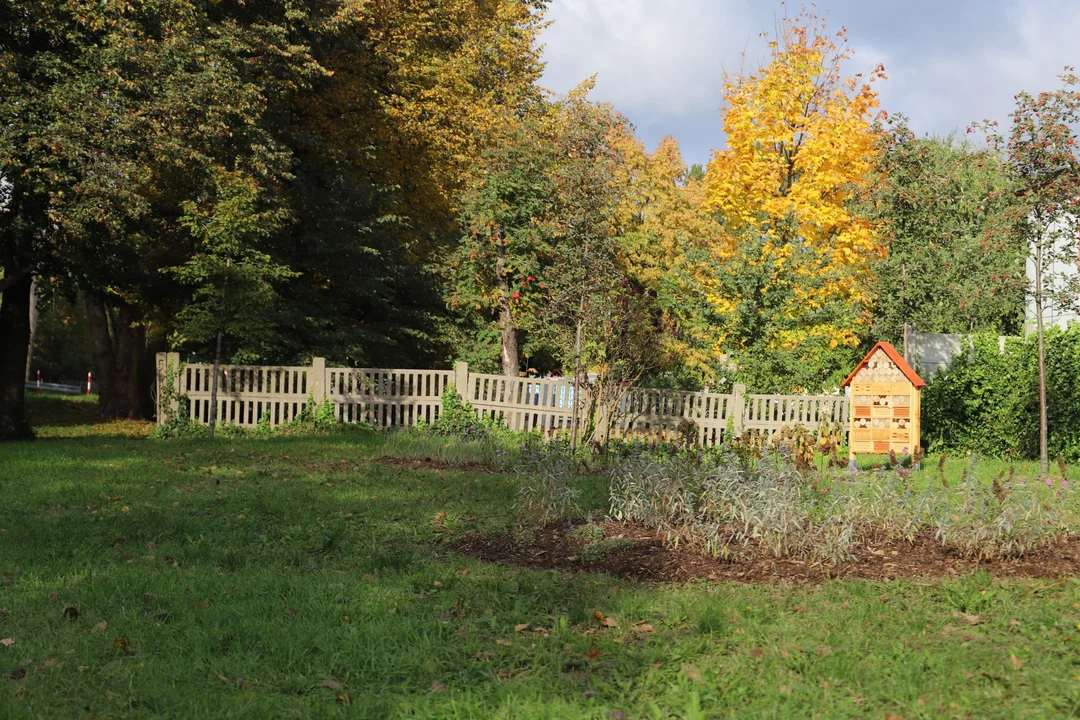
left=321, top=679, right=342, bottom=690
left=92, top=622, right=107, bottom=635
left=429, top=681, right=447, bottom=693
left=496, top=638, right=512, bottom=647
left=514, top=623, right=529, bottom=633
left=1, top=638, right=14, bottom=647
left=630, top=623, right=655, bottom=634
left=952, top=611, right=982, bottom=626
left=1010, top=654, right=1023, bottom=670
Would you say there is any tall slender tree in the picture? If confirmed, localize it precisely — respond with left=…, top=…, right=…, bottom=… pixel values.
left=973, top=69, right=1080, bottom=474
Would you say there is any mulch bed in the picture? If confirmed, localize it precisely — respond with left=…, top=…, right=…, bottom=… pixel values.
left=450, top=521, right=1080, bottom=584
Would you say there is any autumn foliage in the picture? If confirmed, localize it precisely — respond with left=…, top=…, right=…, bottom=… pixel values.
left=703, top=9, right=887, bottom=384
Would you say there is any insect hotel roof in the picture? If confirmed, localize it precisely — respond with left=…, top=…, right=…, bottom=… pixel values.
left=842, top=342, right=926, bottom=457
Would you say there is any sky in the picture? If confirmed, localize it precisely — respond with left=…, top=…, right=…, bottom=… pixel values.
left=539, top=0, right=1080, bottom=168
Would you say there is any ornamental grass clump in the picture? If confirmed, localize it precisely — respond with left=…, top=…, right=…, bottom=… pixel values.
left=932, top=462, right=1073, bottom=560
left=608, top=451, right=862, bottom=565
left=608, top=449, right=1079, bottom=564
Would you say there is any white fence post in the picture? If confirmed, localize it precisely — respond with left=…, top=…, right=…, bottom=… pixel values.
left=310, top=357, right=326, bottom=404
left=732, top=383, right=746, bottom=437
left=454, top=361, right=470, bottom=402
left=155, top=351, right=182, bottom=425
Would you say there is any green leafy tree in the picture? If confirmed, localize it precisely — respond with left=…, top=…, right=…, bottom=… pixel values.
left=865, top=115, right=1025, bottom=345
left=446, top=104, right=559, bottom=376
left=0, top=0, right=337, bottom=435
left=973, top=69, right=1080, bottom=473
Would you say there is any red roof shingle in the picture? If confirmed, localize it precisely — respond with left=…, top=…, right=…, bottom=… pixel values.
left=841, top=341, right=927, bottom=389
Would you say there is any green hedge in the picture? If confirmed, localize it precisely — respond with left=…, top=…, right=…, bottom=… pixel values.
left=921, top=328, right=1080, bottom=462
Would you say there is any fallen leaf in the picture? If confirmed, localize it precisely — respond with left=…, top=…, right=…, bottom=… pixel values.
left=496, top=638, right=512, bottom=647
left=456, top=569, right=469, bottom=577
left=0, top=638, right=13, bottom=647
left=682, top=664, right=701, bottom=682
left=778, top=684, right=792, bottom=696
left=92, top=622, right=108, bottom=635
left=147, top=542, right=158, bottom=550
left=631, top=623, right=655, bottom=634
left=1010, top=654, right=1023, bottom=670
left=113, top=637, right=131, bottom=649
left=606, top=711, right=626, bottom=720
left=428, top=681, right=446, bottom=693
left=1009, top=618, right=1022, bottom=627
left=195, top=602, right=210, bottom=610
left=586, top=648, right=603, bottom=659
left=514, top=623, right=530, bottom=633
left=63, top=607, right=80, bottom=621
left=601, top=616, right=618, bottom=628
left=950, top=613, right=984, bottom=626
left=321, top=679, right=342, bottom=690
left=433, top=580, right=443, bottom=589
left=884, top=713, right=908, bottom=720
left=750, top=648, right=763, bottom=658
left=361, top=573, right=376, bottom=582
left=336, top=694, right=353, bottom=705
left=472, top=651, right=493, bottom=660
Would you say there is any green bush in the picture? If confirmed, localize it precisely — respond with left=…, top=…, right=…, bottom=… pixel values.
left=431, top=385, right=506, bottom=439
left=922, top=328, right=1080, bottom=462
left=151, top=362, right=208, bottom=440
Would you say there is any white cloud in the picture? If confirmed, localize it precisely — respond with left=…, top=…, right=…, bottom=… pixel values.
left=537, top=0, right=1080, bottom=164
left=540, top=0, right=758, bottom=121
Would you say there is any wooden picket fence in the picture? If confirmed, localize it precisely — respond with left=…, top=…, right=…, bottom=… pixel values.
left=155, top=354, right=849, bottom=444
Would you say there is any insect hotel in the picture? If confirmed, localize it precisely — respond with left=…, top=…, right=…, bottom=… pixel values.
left=842, top=341, right=927, bottom=461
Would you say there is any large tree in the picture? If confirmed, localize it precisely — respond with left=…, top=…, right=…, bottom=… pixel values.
left=866, top=115, right=1026, bottom=346
left=0, top=0, right=343, bottom=435
left=702, top=9, right=886, bottom=391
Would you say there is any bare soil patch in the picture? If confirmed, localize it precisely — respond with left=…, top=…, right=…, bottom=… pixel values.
left=450, top=521, right=1080, bottom=584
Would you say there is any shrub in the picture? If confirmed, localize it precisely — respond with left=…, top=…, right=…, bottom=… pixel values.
left=431, top=385, right=506, bottom=439
left=922, top=328, right=1080, bottom=462
left=151, top=362, right=207, bottom=440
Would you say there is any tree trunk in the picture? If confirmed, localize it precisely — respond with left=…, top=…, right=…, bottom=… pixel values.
left=25, top=276, right=37, bottom=382
left=86, top=294, right=118, bottom=415
left=0, top=270, right=34, bottom=440
left=208, top=330, right=223, bottom=438
left=113, top=305, right=145, bottom=418
left=1034, top=239, right=1049, bottom=475
left=494, top=242, right=519, bottom=377
left=86, top=296, right=149, bottom=419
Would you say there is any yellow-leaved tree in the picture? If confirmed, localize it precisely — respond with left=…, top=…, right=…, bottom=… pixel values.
left=703, top=8, right=887, bottom=391
left=615, top=135, right=727, bottom=380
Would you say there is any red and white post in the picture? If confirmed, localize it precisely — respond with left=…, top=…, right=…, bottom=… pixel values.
left=87, top=372, right=92, bottom=396
left=36, top=370, right=41, bottom=394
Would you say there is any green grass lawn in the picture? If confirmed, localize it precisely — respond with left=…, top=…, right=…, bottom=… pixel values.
left=3, top=399, right=1080, bottom=718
